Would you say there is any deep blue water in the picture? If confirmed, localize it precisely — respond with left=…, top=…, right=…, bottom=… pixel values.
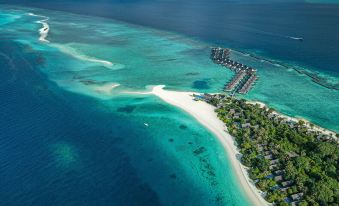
left=0, top=1, right=338, bottom=205
left=0, top=40, right=161, bottom=205
left=0, top=32, right=249, bottom=204
left=2, top=0, right=339, bottom=77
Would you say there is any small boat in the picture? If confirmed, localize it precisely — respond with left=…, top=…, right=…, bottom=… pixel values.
left=144, top=123, right=149, bottom=127
left=289, top=36, right=303, bottom=42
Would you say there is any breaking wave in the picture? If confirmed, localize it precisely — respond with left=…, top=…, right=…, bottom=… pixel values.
left=28, top=12, right=50, bottom=42
left=28, top=12, right=124, bottom=70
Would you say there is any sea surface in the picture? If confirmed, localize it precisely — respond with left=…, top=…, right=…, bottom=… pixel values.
left=2, top=0, right=338, bottom=130
left=4, top=0, right=339, bottom=78
left=0, top=6, right=249, bottom=206
left=0, top=2, right=338, bottom=206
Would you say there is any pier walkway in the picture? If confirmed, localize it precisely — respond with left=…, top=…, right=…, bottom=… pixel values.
left=211, top=47, right=258, bottom=95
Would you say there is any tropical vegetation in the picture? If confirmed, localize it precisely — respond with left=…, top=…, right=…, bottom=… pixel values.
left=206, top=95, right=338, bottom=206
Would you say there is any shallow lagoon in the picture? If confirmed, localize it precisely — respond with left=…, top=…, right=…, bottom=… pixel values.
left=0, top=6, right=250, bottom=206
left=0, top=5, right=338, bottom=206
left=15, top=6, right=338, bottom=132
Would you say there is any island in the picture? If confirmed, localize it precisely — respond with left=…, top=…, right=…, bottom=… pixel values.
left=152, top=85, right=338, bottom=206
left=206, top=47, right=338, bottom=205
left=204, top=94, right=338, bottom=206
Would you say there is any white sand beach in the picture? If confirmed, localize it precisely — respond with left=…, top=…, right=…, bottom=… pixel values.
left=247, top=100, right=337, bottom=138
left=152, top=85, right=268, bottom=206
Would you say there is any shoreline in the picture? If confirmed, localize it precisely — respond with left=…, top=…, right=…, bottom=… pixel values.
left=246, top=100, right=338, bottom=137
left=152, top=85, right=269, bottom=206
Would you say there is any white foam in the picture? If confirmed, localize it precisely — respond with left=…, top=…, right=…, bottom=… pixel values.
left=250, top=27, right=303, bottom=42
left=93, top=83, right=120, bottom=95
left=84, top=82, right=121, bottom=99
left=52, top=44, right=123, bottom=69
left=27, top=12, right=50, bottom=42
left=38, top=21, right=49, bottom=42
left=27, top=13, right=123, bottom=70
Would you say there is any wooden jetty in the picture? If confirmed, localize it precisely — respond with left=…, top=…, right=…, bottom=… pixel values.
left=211, top=47, right=258, bottom=94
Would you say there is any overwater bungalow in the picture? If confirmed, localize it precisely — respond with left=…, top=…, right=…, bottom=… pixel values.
left=210, top=47, right=258, bottom=94
left=225, top=71, right=247, bottom=91
left=238, top=74, right=258, bottom=94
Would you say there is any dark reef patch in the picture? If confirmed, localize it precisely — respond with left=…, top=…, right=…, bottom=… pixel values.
left=117, top=105, right=136, bottom=114
left=147, top=158, right=153, bottom=162
left=179, top=124, right=187, bottom=130
left=193, top=147, right=206, bottom=155
left=79, top=79, right=97, bottom=85
left=185, top=72, right=200, bottom=76
left=169, top=173, right=177, bottom=179
left=192, top=80, right=210, bottom=90
left=134, top=97, right=145, bottom=101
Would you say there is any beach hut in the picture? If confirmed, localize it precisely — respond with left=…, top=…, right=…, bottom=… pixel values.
left=269, top=164, right=278, bottom=170
left=281, top=180, right=294, bottom=187
left=274, top=175, right=283, bottom=182
left=241, top=123, right=251, bottom=129
left=287, top=152, right=299, bottom=158
left=264, top=154, right=274, bottom=160
left=280, top=187, right=290, bottom=192
left=291, top=193, right=304, bottom=201
left=270, top=159, right=280, bottom=165
left=273, top=169, right=285, bottom=176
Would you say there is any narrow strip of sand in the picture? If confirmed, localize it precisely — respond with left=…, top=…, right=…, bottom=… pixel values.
left=247, top=100, right=337, bottom=137
left=152, top=85, right=268, bottom=206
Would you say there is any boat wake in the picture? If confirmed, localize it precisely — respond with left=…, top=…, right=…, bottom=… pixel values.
left=267, top=32, right=303, bottom=42
left=248, top=27, right=303, bottom=42
left=286, top=36, right=303, bottom=41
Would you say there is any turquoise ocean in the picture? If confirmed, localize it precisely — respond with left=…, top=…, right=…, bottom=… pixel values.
left=0, top=4, right=338, bottom=206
